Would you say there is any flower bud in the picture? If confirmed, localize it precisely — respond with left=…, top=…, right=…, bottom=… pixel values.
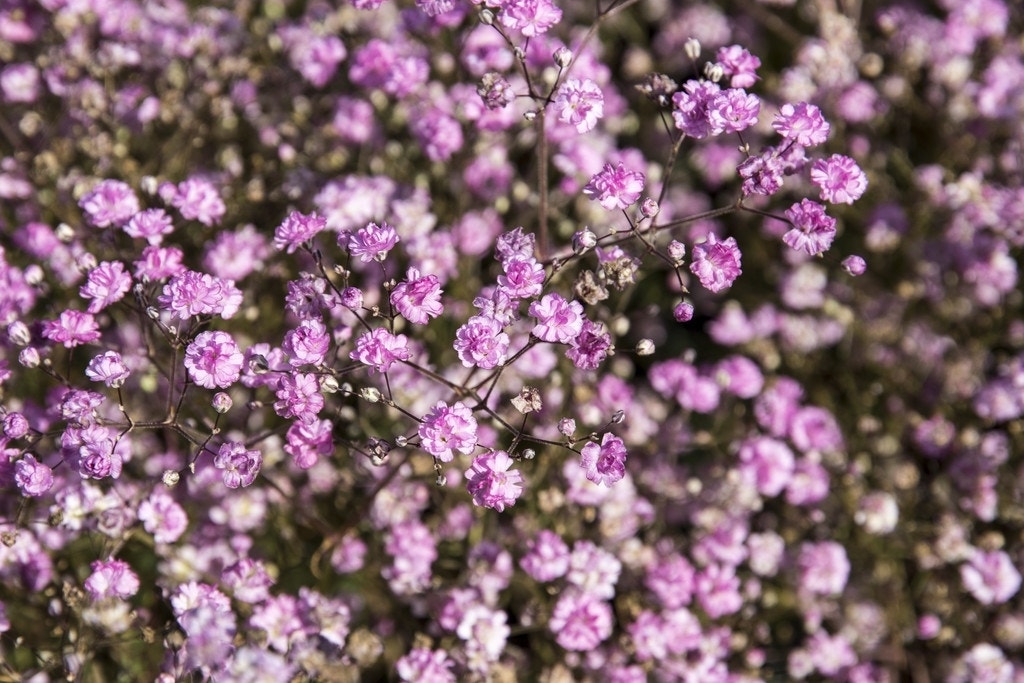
left=684, top=38, right=701, bottom=60
left=7, top=321, right=31, bottom=346
left=640, top=197, right=659, bottom=218
left=3, top=412, right=30, bottom=440
left=667, top=240, right=686, bottom=263
left=24, top=265, right=44, bottom=286
left=553, top=47, right=572, bottom=68
left=611, top=409, right=625, bottom=424
left=162, top=469, right=180, bottom=487
left=673, top=301, right=695, bottom=322
left=361, top=387, right=381, bottom=403
left=479, top=8, right=494, bottom=25
left=321, top=376, right=340, bottom=393
left=212, top=392, right=233, bottom=414
left=572, top=229, right=597, bottom=254
left=636, top=339, right=655, bottom=356
left=56, top=223, right=75, bottom=242
left=19, top=347, right=40, bottom=368
left=704, top=62, right=724, bottom=83
left=558, top=418, right=576, bottom=436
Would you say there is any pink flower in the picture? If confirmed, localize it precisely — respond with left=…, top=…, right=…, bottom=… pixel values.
left=689, top=233, right=742, bottom=293
left=79, top=179, right=140, bottom=228
left=672, top=80, right=724, bottom=139
left=85, top=350, right=131, bottom=388
left=419, top=401, right=477, bottom=462
left=555, top=78, right=604, bottom=134
left=961, top=550, right=1021, bottom=605
left=273, top=210, right=326, bottom=253
left=465, top=450, right=523, bottom=512
left=530, top=293, right=584, bottom=344
left=454, top=315, right=509, bottom=369
left=283, top=318, right=330, bottom=367
left=810, top=154, right=868, bottom=204
left=43, top=310, right=101, bottom=348
left=184, top=331, right=243, bottom=389
left=284, top=418, right=333, bottom=469
left=566, top=319, right=612, bottom=370
left=158, top=270, right=243, bottom=319
left=737, top=436, right=795, bottom=497
left=716, top=45, right=762, bottom=88
left=520, top=530, right=570, bottom=582
left=579, top=433, right=627, bottom=486
left=80, top=261, right=131, bottom=313
left=548, top=592, right=613, bottom=651
left=798, top=541, right=850, bottom=596
left=499, top=0, right=562, bottom=37
left=214, top=441, right=263, bottom=488
left=14, top=455, right=53, bottom=497
left=391, top=268, right=444, bottom=324
left=783, top=199, right=837, bottom=256
left=497, top=257, right=545, bottom=300
left=773, top=102, right=830, bottom=147
left=583, top=162, right=646, bottom=211
left=169, top=178, right=226, bottom=226
left=84, top=559, right=140, bottom=600
left=137, top=490, right=189, bottom=544
left=346, top=221, right=399, bottom=262
left=274, top=372, right=324, bottom=422
left=350, top=328, right=411, bottom=373
left=709, top=88, right=760, bottom=133
left=124, top=208, right=174, bottom=244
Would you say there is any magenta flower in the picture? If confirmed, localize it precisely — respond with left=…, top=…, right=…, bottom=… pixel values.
left=214, top=441, right=263, bottom=488
left=274, top=372, right=325, bottom=422
left=689, top=233, right=743, bottom=293
left=810, top=154, right=868, bottom=204
left=465, top=450, right=523, bottom=512
left=530, top=293, right=584, bottom=344
left=80, top=261, right=131, bottom=313
left=548, top=592, right=613, bottom=651
left=137, top=490, right=189, bottom=544
left=84, top=559, right=140, bottom=601
left=273, top=210, right=326, bottom=253
left=391, top=268, right=444, bottom=325
left=555, top=78, right=604, bottom=134
left=158, top=270, right=243, bottom=319
left=79, top=179, right=140, bottom=228
left=783, top=199, right=837, bottom=256
left=0, top=63, right=40, bottom=103
left=773, top=102, right=830, bottom=147
left=42, top=310, right=101, bottom=348
left=396, top=648, right=456, bottom=683
left=709, top=87, right=761, bottom=133
left=737, top=436, right=795, bottom=497
left=134, top=245, right=185, bottom=281
left=169, top=177, right=226, bottom=226
left=583, top=162, right=645, bottom=211
left=716, top=44, right=762, bottom=88
left=842, top=255, right=867, bottom=276
left=283, top=318, right=330, bottom=367
left=123, top=208, right=174, bottom=244
left=961, top=550, right=1021, bottom=605
left=284, top=418, right=333, bottom=469
left=14, top=455, right=53, bottom=497
left=497, top=257, right=545, bottom=300
left=350, top=328, right=411, bottom=373
left=520, top=530, right=570, bottom=582
left=419, top=400, right=478, bottom=462
left=499, top=0, right=562, bottom=37
left=565, top=319, right=612, bottom=371
left=184, top=331, right=243, bottom=389
left=85, top=350, right=131, bottom=388
left=797, top=541, right=850, bottom=596
left=579, top=433, right=627, bottom=487
left=672, top=79, right=724, bottom=139
left=346, top=221, right=399, bottom=263
left=454, top=315, right=509, bottom=369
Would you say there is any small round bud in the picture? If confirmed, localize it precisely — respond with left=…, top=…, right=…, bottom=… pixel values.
left=636, top=339, right=655, bottom=356
left=684, top=38, right=702, bottom=60
left=558, top=418, right=576, bottom=436
left=140, top=176, right=159, bottom=194
left=77, top=253, right=98, bottom=273
left=3, top=412, right=30, bottom=440
left=572, top=229, right=598, bottom=254
left=704, top=62, right=724, bottom=83
left=360, top=387, right=381, bottom=403
left=212, top=392, right=233, bottom=414
left=522, top=448, right=536, bottom=460
left=7, top=321, right=31, bottom=347
left=162, top=470, right=180, bottom=487
left=479, top=8, right=494, bottom=25
left=842, top=255, right=867, bottom=276
left=667, top=240, right=686, bottom=263
left=146, top=306, right=160, bottom=320
left=524, top=110, right=538, bottom=121
left=436, top=473, right=448, bottom=486
left=395, top=435, right=408, bottom=447
left=19, top=347, right=40, bottom=368
left=611, top=409, right=625, bottom=424
left=56, top=223, right=75, bottom=242
left=640, top=197, right=659, bottom=218
left=673, top=301, right=695, bottom=322
left=24, top=265, right=45, bottom=286
left=321, top=376, right=340, bottom=394
left=553, top=47, right=572, bottom=68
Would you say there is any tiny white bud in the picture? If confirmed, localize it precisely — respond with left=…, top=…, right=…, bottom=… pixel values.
left=395, top=435, right=408, bottom=447
left=479, top=8, right=494, bottom=25
left=140, top=176, right=159, bottom=194
left=162, top=470, right=180, bottom=487
left=361, top=387, right=382, bottom=403
left=212, top=392, right=233, bottom=414
left=321, top=376, right=340, bottom=394
left=636, top=339, right=655, bottom=356
left=522, top=448, right=536, bottom=460
left=19, top=347, right=40, bottom=368
left=553, top=47, right=572, bottom=68
left=56, top=223, right=75, bottom=243
left=146, top=306, right=160, bottom=320
left=7, top=321, right=31, bottom=347
left=24, top=265, right=44, bottom=286
left=684, top=38, right=701, bottom=61
left=436, top=473, right=448, bottom=486
left=524, top=110, right=538, bottom=121
left=611, top=409, right=625, bottom=424
left=704, top=62, right=724, bottom=83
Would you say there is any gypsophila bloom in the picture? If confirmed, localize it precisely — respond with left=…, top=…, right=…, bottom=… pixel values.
left=80, top=261, right=131, bottom=313
left=14, top=455, right=53, bottom=497
left=123, top=208, right=174, bottom=243
left=798, top=541, right=850, bottom=596
left=673, top=301, right=695, bottom=322
left=738, top=436, right=795, bottom=497
left=419, top=401, right=477, bottom=462
left=583, top=162, right=646, bottom=210
left=273, top=210, right=326, bottom=253
left=961, top=550, right=1022, bottom=605
left=158, top=270, right=243, bottom=320
left=346, top=221, right=399, bottom=262
left=810, top=154, right=868, bottom=204
left=497, top=257, right=545, bottom=299
left=396, top=648, right=456, bottom=683
left=137, top=490, right=188, bottom=544
left=478, top=72, right=514, bottom=110
left=579, top=433, right=627, bottom=486
left=672, top=79, right=724, bottom=139
left=284, top=418, right=333, bottom=469
left=842, top=255, right=867, bottom=276
left=548, top=591, right=614, bottom=651
left=184, top=331, right=243, bottom=389
left=521, top=530, right=571, bottom=582
left=566, top=319, right=612, bottom=370
left=391, top=268, right=444, bottom=324
left=83, top=559, right=139, bottom=603
left=169, top=177, right=226, bottom=226
left=465, top=450, right=523, bottom=512
left=709, top=87, right=760, bottom=133
left=783, top=199, right=837, bottom=255
left=530, top=293, right=584, bottom=344
left=690, top=233, right=742, bottom=293
left=500, top=0, right=562, bottom=37
left=85, top=350, right=130, bottom=388
left=43, top=310, right=101, bottom=348
left=214, top=441, right=263, bottom=489
left=79, top=180, right=140, bottom=228
left=738, top=148, right=785, bottom=196
left=350, top=328, right=411, bottom=373
left=773, top=102, right=830, bottom=147
left=455, top=315, right=510, bottom=369
left=283, top=318, right=330, bottom=367
left=4, top=412, right=29, bottom=439
left=274, top=372, right=325, bottom=422
left=716, top=44, right=761, bottom=88
left=555, top=78, right=604, bottom=134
